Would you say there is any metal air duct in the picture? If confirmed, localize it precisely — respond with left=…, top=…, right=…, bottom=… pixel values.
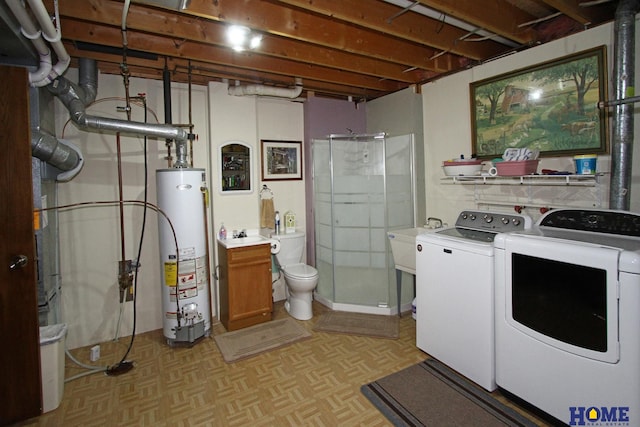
left=609, top=0, right=640, bottom=210
left=48, top=59, right=191, bottom=167
left=31, top=130, right=80, bottom=171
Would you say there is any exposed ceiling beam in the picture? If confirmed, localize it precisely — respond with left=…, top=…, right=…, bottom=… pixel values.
left=159, top=0, right=463, bottom=71
left=412, top=0, right=539, bottom=44
left=539, top=0, right=602, bottom=26
left=273, top=0, right=508, bottom=60
left=62, top=18, right=406, bottom=91
left=52, top=0, right=434, bottom=83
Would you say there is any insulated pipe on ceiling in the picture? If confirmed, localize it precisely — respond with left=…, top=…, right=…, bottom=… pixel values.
left=25, top=0, right=70, bottom=82
left=5, top=0, right=52, bottom=86
left=227, top=78, right=303, bottom=99
left=48, top=59, right=191, bottom=167
left=609, top=0, right=640, bottom=210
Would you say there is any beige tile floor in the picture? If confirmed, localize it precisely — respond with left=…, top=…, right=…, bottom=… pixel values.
left=16, top=301, right=550, bottom=426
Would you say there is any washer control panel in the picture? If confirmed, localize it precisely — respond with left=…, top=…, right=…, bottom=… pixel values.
left=456, top=210, right=532, bottom=232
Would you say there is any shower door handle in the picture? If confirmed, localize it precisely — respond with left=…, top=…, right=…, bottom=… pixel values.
left=9, top=254, right=28, bottom=270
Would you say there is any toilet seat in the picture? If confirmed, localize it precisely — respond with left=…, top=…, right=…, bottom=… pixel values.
left=283, top=263, right=318, bottom=279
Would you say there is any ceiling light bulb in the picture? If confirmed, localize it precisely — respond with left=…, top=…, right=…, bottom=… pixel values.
left=227, top=25, right=249, bottom=46
left=249, top=35, right=262, bottom=49
left=226, top=25, right=261, bottom=52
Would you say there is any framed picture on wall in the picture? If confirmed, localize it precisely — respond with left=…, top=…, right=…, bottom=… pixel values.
left=261, top=140, right=303, bottom=181
left=470, top=45, right=608, bottom=159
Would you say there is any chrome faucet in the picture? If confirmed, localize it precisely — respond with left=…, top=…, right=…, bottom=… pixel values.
left=426, top=217, right=443, bottom=229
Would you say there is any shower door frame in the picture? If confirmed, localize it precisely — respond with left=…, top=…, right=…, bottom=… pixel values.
left=313, top=133, right=416, bottom=315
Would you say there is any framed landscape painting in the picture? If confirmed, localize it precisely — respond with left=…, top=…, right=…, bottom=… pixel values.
left=470, top=46, right=608, bottom=159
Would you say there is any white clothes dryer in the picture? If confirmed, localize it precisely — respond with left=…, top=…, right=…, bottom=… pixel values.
left=494, top=209, right=640, bottom=426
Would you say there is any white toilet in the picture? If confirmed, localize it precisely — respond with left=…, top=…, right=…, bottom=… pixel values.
left=272, top=231, right=318, bottom=320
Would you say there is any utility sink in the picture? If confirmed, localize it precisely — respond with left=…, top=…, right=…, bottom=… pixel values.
left=387, top=227, right=438, bottom=274
left=218, top=235, right=271, bottom=249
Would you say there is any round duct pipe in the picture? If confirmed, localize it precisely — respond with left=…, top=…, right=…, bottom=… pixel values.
left=227, top=79, right=303, bottom=99
left=609, top=0, right=640, bottom=210
left=48, top=59, right=191, bottom=167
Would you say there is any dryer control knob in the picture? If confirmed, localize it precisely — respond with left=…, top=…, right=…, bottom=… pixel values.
left=483, top=214, right=493, bottom=223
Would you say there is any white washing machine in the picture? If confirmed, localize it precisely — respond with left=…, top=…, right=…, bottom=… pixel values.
left=416, top=210, right=531, bottom=391
left=494, top=209, right=640, bottom=425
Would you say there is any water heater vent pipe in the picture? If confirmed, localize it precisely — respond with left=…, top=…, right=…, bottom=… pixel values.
left=48, top=59, right=191, bottom=168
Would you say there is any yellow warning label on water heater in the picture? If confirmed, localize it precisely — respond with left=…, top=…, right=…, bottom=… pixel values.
left=164, top=262, right=177, bottom=287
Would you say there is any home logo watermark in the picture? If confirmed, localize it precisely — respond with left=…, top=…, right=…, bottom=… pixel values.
left=569, top=406, right=630, bottom=426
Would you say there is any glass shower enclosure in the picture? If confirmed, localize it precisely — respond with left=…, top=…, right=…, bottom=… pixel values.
left=312, top=133, right=415, bottom=314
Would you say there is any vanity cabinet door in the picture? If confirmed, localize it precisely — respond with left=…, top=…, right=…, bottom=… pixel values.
left=218, top=243, right=272, bottom=331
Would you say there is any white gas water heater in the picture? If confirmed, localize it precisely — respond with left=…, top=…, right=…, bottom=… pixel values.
left=156, top=168, right=211, bottom=346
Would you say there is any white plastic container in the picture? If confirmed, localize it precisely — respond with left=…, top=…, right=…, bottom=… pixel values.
left=442, top=160, right=483, bottom=176
left=39, top=323, right=67, bottom=413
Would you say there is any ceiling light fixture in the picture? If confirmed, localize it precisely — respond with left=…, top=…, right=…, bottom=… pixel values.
left=226, top=25, right=262, bottom=52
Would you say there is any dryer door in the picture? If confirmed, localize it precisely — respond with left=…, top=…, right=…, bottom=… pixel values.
left=502, top=234, right=620, bottom=363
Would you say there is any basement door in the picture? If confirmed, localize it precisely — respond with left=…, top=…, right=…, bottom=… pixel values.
left=0, top=65, right=42, bottom=424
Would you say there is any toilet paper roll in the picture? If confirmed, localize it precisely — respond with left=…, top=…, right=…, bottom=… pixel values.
left=488, top=167, right=498, bottom=177
left=270, top=239, right=281, bottom=254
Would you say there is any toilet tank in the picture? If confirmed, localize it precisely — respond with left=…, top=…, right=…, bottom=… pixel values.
left=274, top=231, right=305, bottom=267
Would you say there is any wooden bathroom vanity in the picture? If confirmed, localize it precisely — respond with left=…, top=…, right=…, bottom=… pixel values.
left=217, top=241, right=273, bottom=331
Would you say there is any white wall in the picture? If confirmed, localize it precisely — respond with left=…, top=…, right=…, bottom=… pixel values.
left=208, top=82, right=305, bottom=304
left=56, top=71, right=210, bottom=349
left=422, top=21, right=640, bottom=224
left=367, top=87, right=426, bottom=227
left=57, top=77, right=304, bottom=349
left=56, top=20, right=639, bottom=349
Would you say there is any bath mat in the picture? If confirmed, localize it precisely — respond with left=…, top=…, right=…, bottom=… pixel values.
left=313, top=311, right=399, bottom=339
left=361, top=358, right=538, bottom=427
left=214, top=318, right=311, bottom=363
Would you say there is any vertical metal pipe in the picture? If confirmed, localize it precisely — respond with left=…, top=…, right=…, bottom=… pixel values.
left=188, top=61, right=194, bottom=168
left=163, top=62, right=174, bottom=167
left=609, top=0, right=639, bottom=210
left=163, top=63, right=173, bottom=128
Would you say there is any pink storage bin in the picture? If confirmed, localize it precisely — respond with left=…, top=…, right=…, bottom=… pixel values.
left=495, top=160, right=539, bottom=176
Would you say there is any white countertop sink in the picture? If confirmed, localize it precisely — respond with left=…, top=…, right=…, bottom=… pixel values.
left=387, top=227, right=439, bottom=274
left=218, top=235, right=271, bottom=249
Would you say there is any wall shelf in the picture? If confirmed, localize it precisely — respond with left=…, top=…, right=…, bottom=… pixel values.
left=442, top=173, right=602, bottom=186
left=441, top=173, right=607, bottom=210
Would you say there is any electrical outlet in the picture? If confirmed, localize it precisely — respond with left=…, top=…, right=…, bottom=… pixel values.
left=90, top=345, right=100, bottom=362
